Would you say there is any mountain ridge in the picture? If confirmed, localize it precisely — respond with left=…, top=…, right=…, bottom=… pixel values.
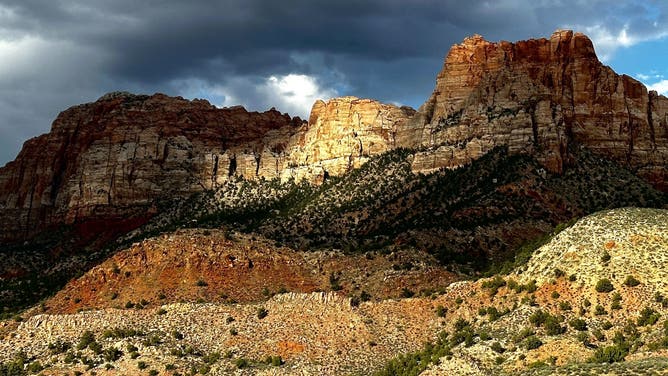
left=1, top=30, right=667, bottom=245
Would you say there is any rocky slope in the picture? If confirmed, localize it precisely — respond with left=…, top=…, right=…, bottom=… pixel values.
left=0, top=94, right=414, bottom=243
left=2, top=208, right=668, bottom=375
left=42, top=229, right=455, bottom=314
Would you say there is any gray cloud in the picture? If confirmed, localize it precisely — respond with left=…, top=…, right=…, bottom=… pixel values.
left=0, top=0, right=666, bottom=164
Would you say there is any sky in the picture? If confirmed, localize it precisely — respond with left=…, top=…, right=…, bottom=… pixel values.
left=0, top=0, right=667, bottom=165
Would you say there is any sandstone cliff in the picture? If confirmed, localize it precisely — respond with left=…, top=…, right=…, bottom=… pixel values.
left=0, top=93, right=413, bottom=241
left=0, top=93, right=302, bottom=241
left=403, top=30, right=668, bottom=188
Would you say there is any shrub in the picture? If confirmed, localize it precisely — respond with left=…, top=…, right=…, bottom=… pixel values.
left=554, top=268, right=565, bottom=278
left=523, top=280, right=538, bottom=293
left=401, top=288, right=415, bottom=298
left=104, top=347, right=123, bottom=362
left=490, top=341, right=505, bottom=354
left=589, top=345, right=628, bottom=363
left=265, top=355, right=283, bottom=366
left=529, top=310, right=549, bottom=327
left=559, top=301, right=572, bottom=311
left=514, top=327, right=535, bottom=343
left=569, top=318, right=588, bottom=331
left=577, top=331, right=589, bottom=345
left=157, top=308, right=167, bottom=315
left=195, top=279, right=208, bottom=287
left=595, top=279, right=614, bottom=293
left=257, top=307, right=269, bottom=319
left=453, top=318, right=471, bottom=331
left=26, top=361, right=43, bottom=373
left=601, top=251, right=611, bottom=264
left=524, top=335, right=543, bottom=350
left=203, top=352, right=221, bottom=365
left=235, top=358, right=249, bottom=369
left=436, top=305, right=447, bottom=318
left=48, top=340, right=71, bottom=355
left=142, top=333, right=162, bottom=346
left=544, top=316, right=566, bottom=335
left=551, top=291, right=560, bottom=299
left=624, top=276, right=641, bottom=287
left=77, top=331, right=96, bottom=350
left=138, top=361, right=148, bottom=370
left=486, top=306, right=506, bottom=321
left=481, top=276, right=506, bottom=296
left=637, top=307, right=660, bottom=326
left=172, top=330, right=184, bottom=340
left=329, top=272, right=342, bottom=291
left=594, top=305, right=607, bottom=315
left=149, top=370, right=159, bottom=376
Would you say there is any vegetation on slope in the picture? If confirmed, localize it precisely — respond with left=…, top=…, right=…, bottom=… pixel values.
left=0, top=145, right=665, bottom=315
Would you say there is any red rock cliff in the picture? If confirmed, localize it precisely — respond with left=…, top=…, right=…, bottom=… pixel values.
left=0, top=92, right=302, bottom=241
left=401, top=30, right=668, bottom=187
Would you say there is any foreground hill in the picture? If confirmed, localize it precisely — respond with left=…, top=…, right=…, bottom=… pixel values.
left=2, top=208, right=667, bottom=375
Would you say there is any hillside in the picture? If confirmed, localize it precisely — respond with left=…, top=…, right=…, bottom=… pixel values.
left=1, top=208, right=668, bottom=375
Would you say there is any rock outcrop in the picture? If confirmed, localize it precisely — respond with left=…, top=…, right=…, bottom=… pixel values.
left=281, top=96, right=415, bottom=183
left=401, top=30, right=668, bottom=187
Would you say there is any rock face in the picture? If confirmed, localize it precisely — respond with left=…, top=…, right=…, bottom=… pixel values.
left=0, top=93, right=413, bottom=241
left=282, top=96, right=415, bottom=183
left=0, top=93, right=303, bottom=241
left=401, top=30, right=668, bottom=187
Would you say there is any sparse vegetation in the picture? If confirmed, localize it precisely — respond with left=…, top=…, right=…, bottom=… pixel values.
left=596, top=278, right=614, bottom=293
left=624, top=275, right=641, bottom=287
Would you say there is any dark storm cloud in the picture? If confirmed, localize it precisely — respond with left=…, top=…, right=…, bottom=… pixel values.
left=0, top=0, right=666, bottom=164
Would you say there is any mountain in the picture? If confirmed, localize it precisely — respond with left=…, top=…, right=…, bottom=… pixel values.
left=1, top=30, right=667, bottom=315
left=0, top=30, right=668, bottom=375
left=1, top=31, right=667, bottom=245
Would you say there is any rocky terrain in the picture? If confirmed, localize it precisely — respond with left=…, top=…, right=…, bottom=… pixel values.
left=1, top=208, right=667, bottom=376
